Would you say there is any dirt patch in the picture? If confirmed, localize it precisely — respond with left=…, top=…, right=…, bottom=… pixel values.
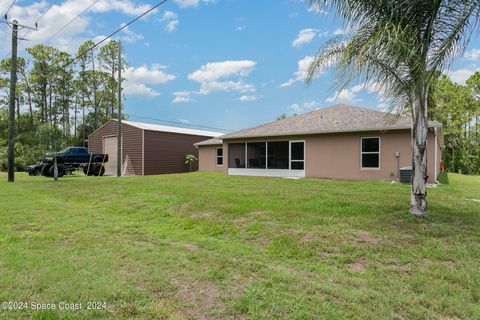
left=171, top=278, right=225, bottom=319
left=183, top=243, right=200, bottom=252
left=356, top=230, right=378, bottom=245
left=347, top=257, right=366, bottom=273
left=15, top=225, right=41, bottom=232
left=385, top=262, right=411, bottom=275
left=299, top=232, right=316, bottom=243
left=345, top=230, right=381, bottom=248
left=171, top=241, right=200, bottom=252
left=191, top=212, right=214, bottom=219
left=248, top=211, right=266, bottom=217
left=317, top=247, right=340, bottom=260
left=252, top=235, right=271, bottom=247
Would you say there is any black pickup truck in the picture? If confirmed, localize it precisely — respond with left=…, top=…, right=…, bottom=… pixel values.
left=26, top=147, right=108, bottom=177
left=50, top=147, right=108, bottom=164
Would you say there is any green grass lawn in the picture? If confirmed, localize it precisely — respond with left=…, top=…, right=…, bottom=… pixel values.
left=0, top=172, right=479, bottom=320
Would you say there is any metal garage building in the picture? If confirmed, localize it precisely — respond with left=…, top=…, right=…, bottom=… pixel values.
left=88, top=119, right=223, bottom=176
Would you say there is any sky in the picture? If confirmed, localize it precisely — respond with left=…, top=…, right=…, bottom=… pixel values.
left=1, top=0, right=480, bottom=133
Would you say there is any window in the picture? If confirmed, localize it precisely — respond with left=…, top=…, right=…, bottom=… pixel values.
left=228, top=143, right=246, bottom=168
left=290, top=141, right=305, bottom=170
left=216, top=147, right=223, bottom=166
left=267, top=141, right=289, bottom=169
left=247, top=142, right=266, bottom=169
left=361, top=137, right=380, bottom=169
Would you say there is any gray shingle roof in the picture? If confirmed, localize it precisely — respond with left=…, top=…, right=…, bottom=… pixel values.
left=220, top=104, right=442, bottom=140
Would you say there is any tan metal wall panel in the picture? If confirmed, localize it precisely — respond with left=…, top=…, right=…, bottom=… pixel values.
left=88, top=120, right=143, bottom=175
left=143, top=131, right=214, bottom=175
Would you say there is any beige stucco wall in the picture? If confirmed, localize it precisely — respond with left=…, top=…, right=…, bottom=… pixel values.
left=198, top=145, right=224, bottom=172
left=206, top=129, right=442, bottom=182
left=305, top=129, right=438, bottom=182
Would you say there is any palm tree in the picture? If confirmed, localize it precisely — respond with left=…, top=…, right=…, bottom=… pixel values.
left=306, top=0, right=480, bottom=216
left=185, top=154, right=198, bottom=172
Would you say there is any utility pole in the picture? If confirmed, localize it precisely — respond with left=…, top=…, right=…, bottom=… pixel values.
left=7, top=20, right=18, bottom=182
left=117, top=40, right=122, bottom=177
left=2, top=18, right=37, bottom=182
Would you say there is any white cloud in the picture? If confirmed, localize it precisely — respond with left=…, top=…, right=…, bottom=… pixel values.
left=281, top=56, right=321, bottom=87
left=197, top=81, right=255, bottom=95
left=448, top=67, right=480, bottom=85
left=464, top=49, right=480, bottom=61
left=119, top=24, right=144, bottom=43
left=292, top=28, right=318, bottom=47
left=123, top=64, right=176, bottom=98
left=1, top=0, right=154, bottom=54
left=189, top=60, right=256, bottom=82
left=239, top=95, right=258, bottom=102
left=172, top=91, right=194, bottom=103
left=333, top=28, right=348, bottom=36
left=236, top=18, right=246, bottom=32
left=173, top=0, right=216, bottom=9
left=326, top=84, right=364, bottom=103
left=323, top=81, right=388, bottom=105
left=308, top=3, right=328, bottom=14
left=288, top=100, right=322, bottom=113
left=159, top=11, right=179, bottom=32
left=91, top=0, right=153, bottom=16
left=188, top=60, right=257, bottom=95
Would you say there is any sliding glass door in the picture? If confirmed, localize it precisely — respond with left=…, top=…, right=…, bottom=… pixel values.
left=228, top=140, right=305, bottom=176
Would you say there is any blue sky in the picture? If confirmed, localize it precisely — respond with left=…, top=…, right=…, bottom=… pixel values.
left=2, top=0, right=480, bottom=133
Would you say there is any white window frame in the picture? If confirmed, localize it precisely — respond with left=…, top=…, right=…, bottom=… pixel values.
left=360, top=137, right=381, bottom=170
left=289, top=140, right=305, bottom=171
left=216, top=147, right=223, bottom=166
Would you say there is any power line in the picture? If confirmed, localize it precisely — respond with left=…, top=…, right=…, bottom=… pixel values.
left=4, top=0, right=16, bottom=17
left=32, top=0, right=169, bottom=81
left=44, top=0, right=101, bottom=44
left=66, top=0, right=168, bottom=69
left=2, top=0, right=59, bottom=61
left=21, top=0, right=59, bottom=39
left=127, top=114, right=233, bottom=133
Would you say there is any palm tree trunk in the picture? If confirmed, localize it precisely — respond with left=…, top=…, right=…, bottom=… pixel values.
left=410, top=87, right=429, bottom=217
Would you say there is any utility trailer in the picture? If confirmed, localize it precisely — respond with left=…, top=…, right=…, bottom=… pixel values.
left=26, top=147, right=109, bottom=178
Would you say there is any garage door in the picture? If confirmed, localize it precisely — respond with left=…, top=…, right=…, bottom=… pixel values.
left=103, top=136, right=120, bottom=175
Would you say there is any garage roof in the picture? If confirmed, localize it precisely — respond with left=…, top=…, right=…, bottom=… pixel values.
left=116, top=120, right=224, bottom=137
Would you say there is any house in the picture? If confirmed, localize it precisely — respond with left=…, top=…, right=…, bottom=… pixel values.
left=195, top=104, right=443, bottom=182
left=88, top=119, right=223, bottom=175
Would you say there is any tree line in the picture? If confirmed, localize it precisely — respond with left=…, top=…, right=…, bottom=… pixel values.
left=430, top=72, right=480, bottom=175
left=0, top=40, right=126, bottom=170
left=0, top=41, right=479, bottom=176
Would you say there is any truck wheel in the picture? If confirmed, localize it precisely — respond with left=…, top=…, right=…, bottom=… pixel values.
left=84, top=166, right=96, bottom=176
left=48, top=165, right=65, bottom=178
left=98, top=166, right=105, bottom=176
left=91, top=165, right=100, bottom=176
left=57, top=165, right=65, bottom=177
left=42, top=165, right=52, bottom=177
